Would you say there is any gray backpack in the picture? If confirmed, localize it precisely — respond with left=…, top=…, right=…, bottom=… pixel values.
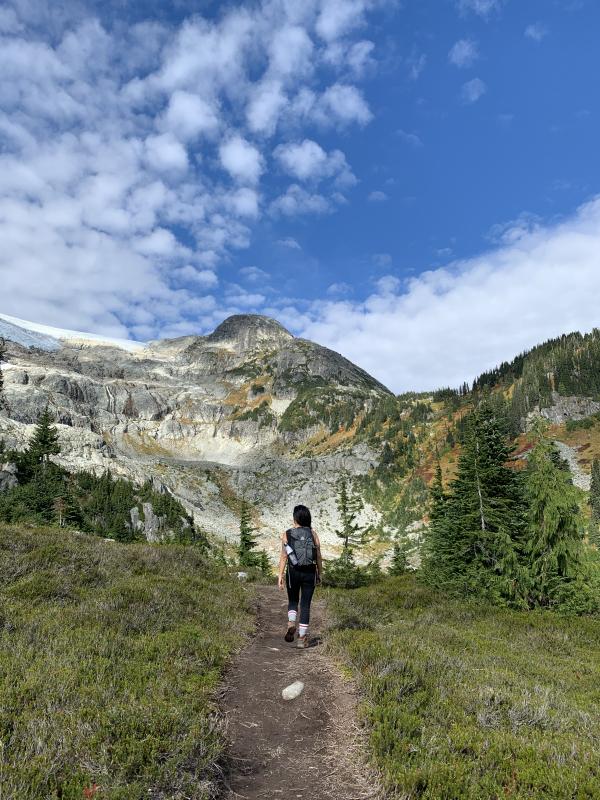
left=286, top=527, right=317, bottom=567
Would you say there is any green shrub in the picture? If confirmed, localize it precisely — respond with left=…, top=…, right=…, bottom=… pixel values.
left=327, top=573, right=600, bottom=799
left=0, top=524, right=252, bottom=799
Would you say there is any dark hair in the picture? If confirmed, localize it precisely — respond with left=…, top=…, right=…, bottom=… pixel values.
left=293, top=504, right=311, bottom=527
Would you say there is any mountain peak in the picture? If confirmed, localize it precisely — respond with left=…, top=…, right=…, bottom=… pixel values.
left=207, top=314, right=293, bottom=349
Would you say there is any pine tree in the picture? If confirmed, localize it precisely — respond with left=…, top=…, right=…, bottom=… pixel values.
left=334, top=475, right=366, bottom=554
left=389, top=537, right=410, bottom=575
left=423, top=406, right=528, bottom=603
left=525, top=426, right=584, bottom=606
left=238, top=500, right=260, bottom=568
left=28, top=407, right=60, bottom=466
left=589, top=458, right=600, bottom=523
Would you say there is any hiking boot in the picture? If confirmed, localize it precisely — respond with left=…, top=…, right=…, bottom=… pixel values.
left=284, top=625, right=296, bottom=643
left=296, top=635, right=309, bottom=649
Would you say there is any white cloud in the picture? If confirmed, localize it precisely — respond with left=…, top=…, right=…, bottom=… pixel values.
left=219, top=135, right=264, bottom=184
left=274, top=139, right=356, bottom=186
left=278, top=237, right=302, bottom=249
left=162, top=91, right=220, bottom=141
left=145, top=133, right=189, bottom=172
left=317, top=83, right=373, bottom=126
left=297, top=196, right=600, bottom=392
left=239, top=265, right=269, bottom=283
left=173, top=265, right=219, bottom=287
left=457, top=0, right=503, bottom=18
left=368, top=190, right=387, bottom=202
left=246, top=79, right=288, bottom=136
left=525, top=23, right=548, bottom=42
left=270, top=184, right=331, bottom=216
left=407, top=50, right=427, bottom=80
left=316, top=0, right=369, bottom=42
left=397, top=129, right=423, bottom=147
left=461, top=78, right=487, bottom=104
left=327, top=282, right=353, bottom=295
left=0, top=0, right=385, bottom=338
left=449, top=39, right=479, bottom=68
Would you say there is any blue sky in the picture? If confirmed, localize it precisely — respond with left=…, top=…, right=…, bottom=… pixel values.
left=1, top=0, right=600, bottom=391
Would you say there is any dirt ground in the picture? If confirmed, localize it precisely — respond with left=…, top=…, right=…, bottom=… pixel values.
left=220, top=585, right=380, bottom=800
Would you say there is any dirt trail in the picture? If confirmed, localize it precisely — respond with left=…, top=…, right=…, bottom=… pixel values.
left=221, top=586, right=378, bottom=800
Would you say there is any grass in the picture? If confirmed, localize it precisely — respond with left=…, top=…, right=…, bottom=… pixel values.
left=327, top=574, right=600, bottom=799
left=0, top=524, right=252, bottom=800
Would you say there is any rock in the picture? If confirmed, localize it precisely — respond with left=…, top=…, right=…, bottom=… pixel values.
left=538, top=392, right=600, bottom=425
left=553, top=440, right=591, bottom=491
left=282, top=681, right=304, bottom=701
left=141, top=502, right=164, bottom=543
left=0, top=462, right=18, bottom=492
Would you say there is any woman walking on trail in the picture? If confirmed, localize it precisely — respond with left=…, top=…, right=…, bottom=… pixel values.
left=278, top=504, right=323, bottom=649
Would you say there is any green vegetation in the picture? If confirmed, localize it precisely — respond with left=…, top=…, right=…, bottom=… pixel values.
left=327, top=573, right=600, bottom=800
left=0, top=523, right=252, bottom=799
left=566, top=412, right=600, bottom=432
left=423, top=408, right=592, bottom=610
left=279, top=381, right=369, bottom=434
left=0, top=411, right=197, bottom=542
left=236, top=399, right=276, bottom=427
left=324, top=476, right=381, bottom=589
left=237, top=499, right=272, bottom=579
left=589, top=458, right=600, bottom=547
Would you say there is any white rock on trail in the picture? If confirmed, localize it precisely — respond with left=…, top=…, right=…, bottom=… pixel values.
left=282, top=681, right=304, bottom=701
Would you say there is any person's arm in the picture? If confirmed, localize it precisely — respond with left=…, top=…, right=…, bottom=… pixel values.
left=278, top=532, right=287, bottom=590
left=313, top=530, right=323, bottom=581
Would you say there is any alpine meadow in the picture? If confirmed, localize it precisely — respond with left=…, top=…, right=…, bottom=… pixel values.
left=2, top=1, right=600, bottom=799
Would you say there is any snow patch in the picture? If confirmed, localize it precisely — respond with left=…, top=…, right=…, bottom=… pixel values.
left=0, top=312, right=145, bottom=353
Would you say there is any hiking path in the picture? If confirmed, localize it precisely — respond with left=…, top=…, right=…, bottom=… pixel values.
left=220, top=585, right=379, bottom=800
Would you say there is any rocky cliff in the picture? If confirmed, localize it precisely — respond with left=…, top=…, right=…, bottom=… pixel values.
left=0, top=312, right=391, bottom=557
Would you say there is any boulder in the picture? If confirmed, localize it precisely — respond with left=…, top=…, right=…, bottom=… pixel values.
left=0, top=462, right=18, bottom=493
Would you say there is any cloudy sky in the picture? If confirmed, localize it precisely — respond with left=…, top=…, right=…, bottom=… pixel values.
left=1, top=0, right=599, bottom=392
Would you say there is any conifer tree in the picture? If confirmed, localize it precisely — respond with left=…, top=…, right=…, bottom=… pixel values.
left=334, top=475, right=366, bottom=554
left=28, top=407, right=60, bottom=466
left=525, top=425, right=584, bottom=605
left=389, top=537, right=410, bottom=575
left=238, top=499, right=260, bottom=568
left=587, top=458, right=600, bottom=549
left=421, top=461, right=451, bottom=585
left=423, top=406, right=528, bottom=603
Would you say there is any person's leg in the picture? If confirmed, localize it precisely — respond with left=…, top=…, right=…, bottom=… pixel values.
left=297, top=570, right=316, bottom=642
left=285, top=566, right=300, bottom=641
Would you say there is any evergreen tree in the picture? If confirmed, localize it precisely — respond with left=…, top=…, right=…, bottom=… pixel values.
left=525, top=425, right=584, bottom=606
left=334, top=475, right=366, bottom=554
left=389, top=537, right=410, bottom=575
left=589, top=458, right=600, bottom=525
left=238, top=500, right=260, bottom=568
left=28, top=407, right=60, bottom=466
left=423, top=406, right=528, bottom=603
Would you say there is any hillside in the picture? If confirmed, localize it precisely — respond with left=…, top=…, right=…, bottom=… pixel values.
left=2, top=314, right=600, bottom=560
left=0, top=523, right=252, bottom=799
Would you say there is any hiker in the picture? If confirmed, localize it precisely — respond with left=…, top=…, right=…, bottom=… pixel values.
left=278, top=504, right=323, bottom=649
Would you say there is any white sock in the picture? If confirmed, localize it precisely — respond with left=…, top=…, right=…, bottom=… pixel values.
left=288, top=610, right=297, bottom=624
left=298, top=624, right=308, bottom=638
